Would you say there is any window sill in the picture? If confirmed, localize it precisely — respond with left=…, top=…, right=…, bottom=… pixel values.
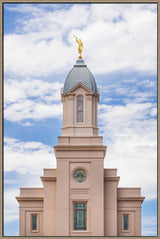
left=31, top=230, right=39, bottom=233
left=122, top=229, right=131, bottom=233
left=70, top=230, right=91, bottom=235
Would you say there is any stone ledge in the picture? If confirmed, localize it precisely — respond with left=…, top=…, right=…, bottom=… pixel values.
left=54, top=145, right=106, bottom=151
left=41, top=176, right=56, bottom=182
left=117, top=197, right=145, bottom=202
left=16, top=196, right=43, bottom=202
left=104, top=176, right=120, bottom=182
left=58, top=135, right=103, bottom=145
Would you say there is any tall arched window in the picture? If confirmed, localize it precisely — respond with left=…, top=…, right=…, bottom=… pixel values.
left=77, top=96, right=83, bottom=122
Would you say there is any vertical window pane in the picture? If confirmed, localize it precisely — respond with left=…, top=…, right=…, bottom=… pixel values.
left=77, top=96, right=83, bottom=122
left=78, top=101, right=83, bottom=111
left=123, top=214, right=129, bottom=230
left=77, top=211, right=83, bottom=228
left=74, top=210, right=77, bottom=228
left=74, top=203, right=86, bottom=230
left=32, top=214, right=37, bottom=230
left=78, top=112, right=83, bottom=122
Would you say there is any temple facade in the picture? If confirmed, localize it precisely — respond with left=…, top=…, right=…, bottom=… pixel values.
left=16, top=58, right=144, bottom=236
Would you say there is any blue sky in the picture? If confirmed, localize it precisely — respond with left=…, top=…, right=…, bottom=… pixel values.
left=3, top=3, right=157, bottom=236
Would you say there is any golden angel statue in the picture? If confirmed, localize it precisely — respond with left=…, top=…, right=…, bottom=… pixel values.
left=73, top=35, right=83, bottom=59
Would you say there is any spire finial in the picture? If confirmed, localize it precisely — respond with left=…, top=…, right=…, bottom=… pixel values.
left=73, top=35, right=83, bottom=59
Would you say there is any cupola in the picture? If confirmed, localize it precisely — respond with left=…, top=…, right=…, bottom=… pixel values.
left=63, top=58, right=98, bottom=94
left=61, top=58, right=100, bottom=137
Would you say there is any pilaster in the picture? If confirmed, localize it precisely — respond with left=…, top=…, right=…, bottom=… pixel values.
left=41, top=169, right=56, bottom=236
left=104, top=169, right=120, bottom=236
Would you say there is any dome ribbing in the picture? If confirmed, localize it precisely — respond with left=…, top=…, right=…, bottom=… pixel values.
left=63, top=59, right=98, bottom=94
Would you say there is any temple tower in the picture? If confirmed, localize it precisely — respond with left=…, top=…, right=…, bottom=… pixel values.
left=54, top=58, right=106, bottom=236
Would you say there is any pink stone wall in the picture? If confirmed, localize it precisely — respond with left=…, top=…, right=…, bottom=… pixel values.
left=104, top=169, right=119, bottom=236
left=17, top=188, right=43, bottom=236
left=56, top=159, right=70, bottom=235
left=117, top=188, right=144, bottom=236
left=42, top=169, right=56, bottom=236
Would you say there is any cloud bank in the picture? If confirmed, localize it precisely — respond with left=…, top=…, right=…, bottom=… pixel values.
left=4, top=3, right=157, bottom=78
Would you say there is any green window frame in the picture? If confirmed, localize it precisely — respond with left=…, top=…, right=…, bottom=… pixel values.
left=74, top=203, right=86, bottom=230
left=123, top=214, right=129, bottom=230
left=31, top=214, right=37, bottom=231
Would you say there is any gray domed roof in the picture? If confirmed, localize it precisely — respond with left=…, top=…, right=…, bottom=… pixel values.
left=63, top=59, right=98, bottom=94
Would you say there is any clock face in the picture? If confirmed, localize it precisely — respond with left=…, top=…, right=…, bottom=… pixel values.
left=74, top=170, right=87, bottom=183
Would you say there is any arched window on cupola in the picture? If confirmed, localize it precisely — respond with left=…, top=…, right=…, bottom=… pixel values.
left=77, top=95, right=83, bottom=122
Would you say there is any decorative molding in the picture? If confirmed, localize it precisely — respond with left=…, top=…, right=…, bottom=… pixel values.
left=62, top=125, right=99, bottom=129
left=118, top=209, right=135, bottom=212
left=71, top=189, right=89, bottom=194
left=70, top=230, right=91, bottom=235
left=40, top=176, right=56, bottom=181
left=65, top=82, right=95, bottom=95
left=86, top=94, right=92, bottom=100
left=54, top=145, right=106, bottom=151
left=25, top=209, right=43, bottom=212
left=104, top=176, right=120, bottom=182
left=16, top=197, right=43, bottom=202
left=68, top=95, right=75, bottom=100
left=117, top=197, right=145, bottom=202
left=56, top=157, right=105, bottom=160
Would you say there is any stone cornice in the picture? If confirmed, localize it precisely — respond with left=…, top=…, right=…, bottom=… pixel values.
left=40, top=176, right=56, bottom=182
left=16, top=196, right=43, bottom=202
left=54, top=145, right=106, bottom=151
left=118, top=187, right=142, bottom=190
left=104, top=176, right=120, bottom=182
left=117, top=197, right=145, bottom=202
left=54, top=145, right=107, bottom=158
left=62, top=125, right=99, bottom=129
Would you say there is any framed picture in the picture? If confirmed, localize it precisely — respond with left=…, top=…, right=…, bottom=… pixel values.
left=2, top=1, right=158, bottom=237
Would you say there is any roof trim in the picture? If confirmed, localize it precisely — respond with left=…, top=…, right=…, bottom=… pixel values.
left=63, top=82, right=96, bottom=95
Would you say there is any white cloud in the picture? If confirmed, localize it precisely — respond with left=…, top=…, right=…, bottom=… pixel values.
left=4, top=100, right=62, bottom=122
left=99, top=102, right=157, bottom=200
left=4, top=137, right=56, bottom=175
left=142, top=215, right=157, bottom=227
left=142, top=230, right=157, bottom=236
left=4, top=3, right=157, bottom=78
left=4, top=34, right=74, bottom=77
left=142, top=215, right=157, bottom=236
left=4, top=78, right=63, bottom=104
left=5, top=3, right=50, bottom=15
left=4, top=188, right=19, bottom=223
left=4, top=78, right=63, bottom=123
left=19, top=4, right=90, bottom=33
left=100, top=75, right=156, bottom=105
left=150, top=107, right=157, bottom=117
